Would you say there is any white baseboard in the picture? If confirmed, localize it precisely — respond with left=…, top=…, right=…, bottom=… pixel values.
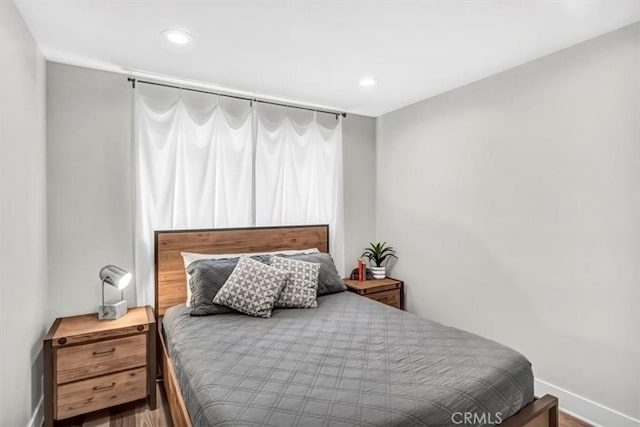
left=27, top=395, right=44, bottom=427
left=535, top=378, right=640, bottom=427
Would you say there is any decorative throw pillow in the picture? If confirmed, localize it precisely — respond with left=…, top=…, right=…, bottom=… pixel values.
left=279, top=252, right=346, bottom=296
left=181, top=248, right=318, bottom=307
left=213, top=257, right=288, bottom=318
left=270, top=256, right=321, bottom=308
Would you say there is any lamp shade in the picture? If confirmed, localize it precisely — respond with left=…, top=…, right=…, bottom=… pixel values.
left=99, top=265, right=132, bottom=290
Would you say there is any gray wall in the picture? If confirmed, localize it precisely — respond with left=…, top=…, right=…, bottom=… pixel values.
left=376, top=23, right=640, bottom=419
left=47, top=63, right=134, bottom=319
left=46, top=62, right=376, bottom=317
left=0, top=2, right=48, bottom=426
left=343, top=115, right=376, bottom=273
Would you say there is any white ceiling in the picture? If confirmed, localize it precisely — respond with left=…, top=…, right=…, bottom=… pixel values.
left=14, top=0, right=640, bottom=116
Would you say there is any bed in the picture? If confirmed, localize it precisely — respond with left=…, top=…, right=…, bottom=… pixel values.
left=155, top=225, right=558, bottom=427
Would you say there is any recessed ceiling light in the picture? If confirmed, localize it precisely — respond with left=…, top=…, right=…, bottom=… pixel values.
left=162, top=29, right=194, bottom=45
left=359, top=77, right=377, bottom=87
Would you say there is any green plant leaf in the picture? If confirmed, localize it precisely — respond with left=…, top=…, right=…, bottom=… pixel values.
left=361, top=241, right=398, bottom=267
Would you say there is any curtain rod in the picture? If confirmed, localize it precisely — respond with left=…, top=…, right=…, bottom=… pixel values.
left=127, top=77, right=347, bottom=118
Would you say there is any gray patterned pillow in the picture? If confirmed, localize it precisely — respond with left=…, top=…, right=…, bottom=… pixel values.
left=186, top=255, right=270, bottom=316
left=279, top=252, right=347, bottom=296
left=270, top=256, right=320, bottom=308
left=213, top=257, right=288, bottom=318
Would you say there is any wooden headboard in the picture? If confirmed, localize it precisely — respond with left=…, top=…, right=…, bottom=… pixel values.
left=154, top=225, right=329, bottom=316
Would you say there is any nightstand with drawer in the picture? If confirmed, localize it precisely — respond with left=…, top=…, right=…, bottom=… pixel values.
left=344, top=278, right=404, bottom=310
left=43, top=306, right=156, bottom=426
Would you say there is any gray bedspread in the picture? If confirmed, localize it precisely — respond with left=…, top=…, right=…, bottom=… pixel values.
left=163, top=292, right=533, bottom=427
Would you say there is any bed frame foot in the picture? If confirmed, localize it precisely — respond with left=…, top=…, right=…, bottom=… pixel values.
left=500, top=394, right=559, bottom=427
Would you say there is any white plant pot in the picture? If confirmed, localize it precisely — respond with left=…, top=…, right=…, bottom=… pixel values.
left=371, top=266, right=386, bottom=280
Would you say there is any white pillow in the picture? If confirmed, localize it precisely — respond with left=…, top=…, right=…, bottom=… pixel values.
left=181, top=247, right=319, bottom=306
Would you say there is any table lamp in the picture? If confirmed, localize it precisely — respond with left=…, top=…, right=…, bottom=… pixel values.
left=98, top=264, right=132, bottom=320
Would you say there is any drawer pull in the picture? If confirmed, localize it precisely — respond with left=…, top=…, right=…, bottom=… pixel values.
left=92, top=348, right=116, bottom=357
left=92, top=382, right=116, bottom=391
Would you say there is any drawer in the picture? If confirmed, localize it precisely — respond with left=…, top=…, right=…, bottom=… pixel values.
left=56, top=334, right=146, bottom=384
left=367, top=289, right=400, bottom=308
left=359, top=283, right=400, bottom=295
left=56, top=367, right=147, bottom=420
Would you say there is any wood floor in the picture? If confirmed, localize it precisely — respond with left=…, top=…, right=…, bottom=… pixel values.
left=559, top=412, right=594, bottom=427
left=53, top=383, right=592, bottom=427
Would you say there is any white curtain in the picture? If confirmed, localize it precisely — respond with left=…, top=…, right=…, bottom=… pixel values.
left=134, top=90, right=344, bottom=306
left=256, top=113, right=344, bottom=276
left=134, top=92, right=254, bottom=306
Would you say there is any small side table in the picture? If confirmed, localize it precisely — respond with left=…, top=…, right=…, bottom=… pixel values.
left=43, top=306, right=156, bottom=426
left=343, top=278, right=404, bottom=310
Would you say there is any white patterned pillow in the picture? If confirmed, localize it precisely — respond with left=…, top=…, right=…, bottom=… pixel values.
left=213, top=257, right=288, bottom=318
left=270, top=256, right=321, bottom=308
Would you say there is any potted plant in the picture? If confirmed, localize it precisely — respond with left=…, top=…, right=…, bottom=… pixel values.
left=361, top=242, right=397, bottom=279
